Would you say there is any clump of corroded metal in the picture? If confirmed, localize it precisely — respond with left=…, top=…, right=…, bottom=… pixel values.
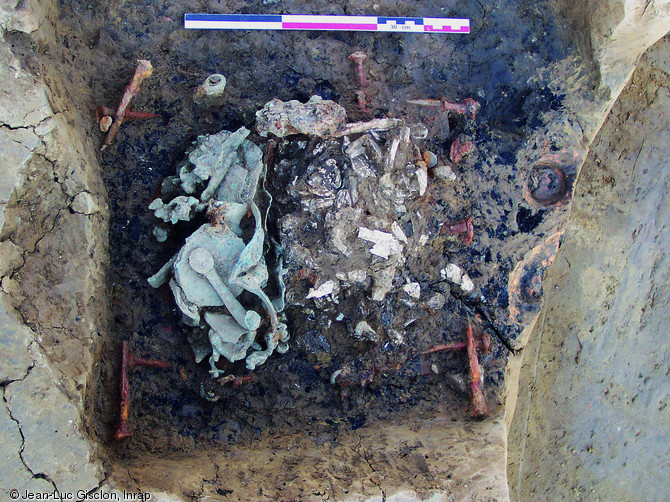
left=450, top=138, right=474, bottom=165
left=193, top=73, right=226, bottom=107
left=255, top=96, right=347, bottom=138
left=524, top=159, right=569, bottom=208
left=440, top=217, right=474, bottom=245
left=147, top=127, right=289, bottom=379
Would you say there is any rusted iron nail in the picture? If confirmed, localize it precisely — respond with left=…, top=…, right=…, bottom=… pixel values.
left=232, top=376, right=254, bottom=388
left=114, top=340, right=170, bottom=441
left=96, top=105, right=159, bottom=121
left=442, top=97, right=480, bottom=120
left=407, top=97, right=480, bottom=120
left=348, top=51, right=368, bottom=88
left=348, top=51, right=369, bottom=113
left=422, top=331, right=490, bottom=355
left=261, top=139, right=278, bottom=190
left=449, top=138, right=474, bottom=165
left=101, top=59, right=153, bottom=151
left=217, top=374, right=255, bottom=388
left=354, top=89, right=368, bottom=112
left=440, top=216, right=474, bottom=245
left=114, top=341, right=132, bottom=441
left=129, top=353, right=171, bottom=369
left=466, top=323, right=488, bottom=418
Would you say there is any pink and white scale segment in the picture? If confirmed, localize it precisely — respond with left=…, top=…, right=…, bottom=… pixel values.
left=184, top=14, right=470, bottom=34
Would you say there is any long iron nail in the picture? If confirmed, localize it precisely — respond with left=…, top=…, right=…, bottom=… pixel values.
left=466, top=323, right=488, bottom=417
left=102, top=59, right=153, bottom=150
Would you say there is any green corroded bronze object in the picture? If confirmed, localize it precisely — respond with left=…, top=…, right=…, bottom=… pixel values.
left=148, top=127, right=288, bottom=378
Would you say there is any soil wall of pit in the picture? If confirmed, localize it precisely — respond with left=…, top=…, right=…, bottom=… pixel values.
left=0, top=0, right=108, bottom=494
left=507, top=34, right=670, bottom=501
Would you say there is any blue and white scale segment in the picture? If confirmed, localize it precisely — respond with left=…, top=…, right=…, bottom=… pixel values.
left=184, top=14, right=470, bottom=34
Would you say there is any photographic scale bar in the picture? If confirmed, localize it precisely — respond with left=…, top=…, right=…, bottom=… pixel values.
left=184, top=14, right=470, bottom=34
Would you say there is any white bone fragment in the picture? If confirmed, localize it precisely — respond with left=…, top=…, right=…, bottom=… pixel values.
left=306, top=280, right=336, bottom=299
left=330, top=369, right=343, bottom=384
left=371, top=266, right=396, bottom=301
left=426, top=292, right=446, bottom=310
left=434, top=165, right=457, bottom=182
left=442, top=263, right=463, bottom=283
left=334, top=117, right=404, bottom=137
left=391, top=221, right=408, bottom=243
left=335, top=270, right=367, bottom=283
left=441, top=263, right=475, bottom=293
left=358, top=227, right=403, bottom=259
left=389, top=329, right=404, bottom=345
left=415, top=167, right=428, bottom=196
left=354, top=321, right=378, bottom=341
left=461, top=274, right=475, bottom=293
left=386, top=137, right=400, bottom=170
left=403, top=282, right=421, bottom=299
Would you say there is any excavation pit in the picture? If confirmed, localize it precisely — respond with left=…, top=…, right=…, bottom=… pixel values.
left=2, top=0, right=668, bottom=500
